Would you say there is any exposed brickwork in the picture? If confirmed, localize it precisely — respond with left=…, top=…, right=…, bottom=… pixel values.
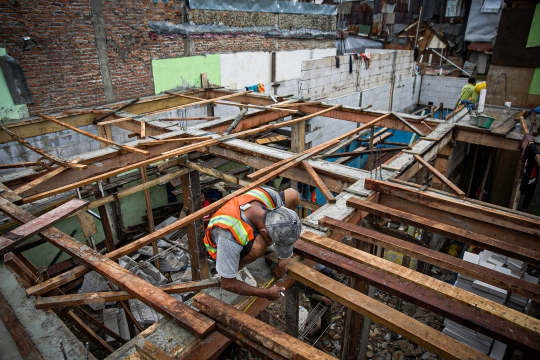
left=191, top=10, right=275, bottom=27
left=0, top=0, right=101, bottom=114
left=279, top=14, right=336, bottom=31
left=0, top=0, right=335, bottom=116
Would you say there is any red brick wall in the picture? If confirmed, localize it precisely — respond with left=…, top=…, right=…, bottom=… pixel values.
left=0, top=0, right=334, bottom=116
left=1, top=0, right=100, bottom=114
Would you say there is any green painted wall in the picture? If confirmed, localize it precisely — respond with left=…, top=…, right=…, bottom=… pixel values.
left=526, top=4, right=540, bottom=48
left=530, top=68, right=540, bottom=95
left=0, top=48, right=29, bottom=120
left=152, top=55, right=221, bottom=94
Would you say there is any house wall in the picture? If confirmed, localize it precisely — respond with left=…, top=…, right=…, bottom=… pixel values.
left=419, top=75, right=468, bottom=108
left=0, top=1, right=335, bottom=116
left=486, top=65, right=540, bottom=106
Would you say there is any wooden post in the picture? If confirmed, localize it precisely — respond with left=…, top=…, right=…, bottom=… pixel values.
left=285, top=286, right=300, bottom=337
left=291, top=116, right=305, bottom=215
left=140, top=166, right=160, bottom=270
left=429, top=145, right=451, bottom=191
left=94, top=189, right=116, bottom=252
left=180, top=170, right=209, bottom=280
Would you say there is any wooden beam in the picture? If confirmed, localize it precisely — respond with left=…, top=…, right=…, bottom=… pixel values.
left=223, top=108, right=248, bottom=135
left=0, top=123, right=87, bottom=170
left=255, top=135, right=287, bottom=145
left=63, top=308, right=114, bottom=354
left=141, top=166, right=159, bottom=271
left=0, top=199, right=87, bottom=255
left=137, top=137, right=212, bottom=148
left=34, top=279, right=219, bottom=308
left=347, top=197, right=540, bottom=266
left=365, top=178, right=540, bottom=236
left=0, top=182, right=22, bottom=203
left=157, top=116, right=219, bottom=121
left=271, top=254, right=491, bottom=360
left=0, top=198, right=215, bottom=338
left=193, top=293, right=334, bottom=360
left=25, top=139, right=321, bottom=296
left=413, top=154, right=465, bottom=198
left=180, top=170, right=208, bottom=280
left=39, top=113, right=150, bottom=156
left=391, top=112, right=424, bottom=136
left=320, top=216, right=540, bottom=302
left=13, top=158, right=82, bottom=195
left=453, top=128, right=537, bottom=152
left=284, top=286, right=300, bottom=337
left=293, top=240, right=540, bottom=354
left=301, top=161, right=335, bottom=204
left=301, top=230, right=540, bottom=335
left=0, top=161, right=38, bottom=169
left=136, top=339, right=175, bottom=360
left=322, top=146, right=410, bottom=159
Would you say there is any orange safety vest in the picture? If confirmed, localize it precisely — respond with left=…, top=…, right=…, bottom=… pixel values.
left=203, top=188, right=277, bottom=259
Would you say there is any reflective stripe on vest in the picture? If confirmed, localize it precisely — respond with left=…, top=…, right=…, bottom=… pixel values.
left=244, top=188, right=275, bottom=209
left=207, top=215, right=251, bottom=246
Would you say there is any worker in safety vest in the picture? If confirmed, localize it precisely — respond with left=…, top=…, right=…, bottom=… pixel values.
left=204, top=187, right=301, bottom=300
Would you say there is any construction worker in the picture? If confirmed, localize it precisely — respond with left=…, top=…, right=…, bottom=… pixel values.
left=456, top=76, right=478, bottom=110
left=204, top=187, right=301, bottom=300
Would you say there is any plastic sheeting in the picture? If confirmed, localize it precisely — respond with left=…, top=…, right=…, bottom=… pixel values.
left=148, top=21, right=335, bottom=38
left=464, top=0, right=502, bottom=42
left=188, top=0, right=337, bottom=15
left=336, top=36, right=383, bottom=55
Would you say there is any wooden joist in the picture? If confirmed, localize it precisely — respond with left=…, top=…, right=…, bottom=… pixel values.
left=0, top=198, right=87, bottom=255
left=0, top=182, right=22, bottom=203
left=135, top=339, right=175, bottom=360
left=391, top=112, right=425, bottom=136
left=365, top=178, right=540, bottom=236
left=0, top=124, right=87, bottom=170
left=293, top=239, right=540, bottom=354
left=300, top=231, right=540, bottom=335
left=193, top=293, right=334, bottom=360
left=320, top=216, right=540, bottom=302
left=413, top=154, right=465, bottom=198
left=39, top=113, right=150, bottom=156
left=301, top=161, right=335, bottom=203
left=138, top=137, right=212, bottom=148
left=269, top=254, right=491, bottom=360
left=13, top=158, right=82, bottom=195
left=35, top=279, right=219, bottom=309
left=254, top=135, right=287, bottom=145
left=0, top=198, right=215, bottom=338
left=347, top=197, right=540, bottom=267
left=63, top=308, right=115, bottom=354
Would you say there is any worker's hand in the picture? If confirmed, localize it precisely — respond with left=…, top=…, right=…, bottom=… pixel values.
left=265, top=286, right=285, bottom=301
left=322, top=296, right=332, bottom=306
left=271, top=259, right=288, bottom=279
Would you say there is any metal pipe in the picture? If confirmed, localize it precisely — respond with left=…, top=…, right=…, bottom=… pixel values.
left=429, top=49, right=471, bottom=76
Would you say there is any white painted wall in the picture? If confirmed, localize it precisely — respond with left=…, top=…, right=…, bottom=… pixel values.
left=275, top=48, right=336, bottom=82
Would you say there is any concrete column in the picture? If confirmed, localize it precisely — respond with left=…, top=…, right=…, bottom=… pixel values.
left=90, top=0, right=115, bottom=103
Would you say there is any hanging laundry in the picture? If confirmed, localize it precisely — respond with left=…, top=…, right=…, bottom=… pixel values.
left=349, top=54, right=353, bottom=73
left=245, top=84, right=265, bottom=93
left=519, top=143, right=539, bottom=209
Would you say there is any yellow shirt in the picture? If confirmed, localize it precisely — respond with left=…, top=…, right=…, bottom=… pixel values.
left=457, top=83, right=478, bottom=107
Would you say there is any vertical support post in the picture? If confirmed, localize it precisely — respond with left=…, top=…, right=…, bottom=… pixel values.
left=439, top=102, right=444, bottom=119
left=285, top=286, right=300, bottom=338
left=97, top=124, right=113, bottom=149
left=95, top=189, right=116, bottom=252
left=140, top=166, right=160, bottom=271
left=291, top=117, right=305, bottom=215
left=431, top=145, right=452, bottom=190
left=368, top=126, right=375, bottom=171
left=180, top=170, right=209, bottom=280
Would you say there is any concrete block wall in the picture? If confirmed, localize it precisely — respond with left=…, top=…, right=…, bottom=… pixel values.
left=391, top=75, right=421, bottom=113
left=299, top=50, right=414, bottom=101
left=306, top=92, right=360, bottom=147
left=419, top=75, right=467, bottom=108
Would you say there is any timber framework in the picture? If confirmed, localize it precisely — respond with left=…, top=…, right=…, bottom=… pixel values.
left=0, top=89, right=539, bottom=360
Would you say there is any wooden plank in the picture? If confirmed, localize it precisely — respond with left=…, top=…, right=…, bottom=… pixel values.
left=97, top=123, right=113, bottom=149
left=301, top=230, right=540, bottom=335
left=215, top=323, right=288, bottom=360
left=193, top=293, right=334, bottom=360
left=0, top=123, right=87, bottom=170
left=413, top=154, right=465, bottom=198
left=63, top=308, right=114, bottom=354
left=391, top=112, right=425, bottom=136
left=13, top=158, right=82, bottom=195
left=25, top=139, right=324, bottom=296
left=491, top=111, right=526, bottom=135
left=255, top=135, right=287, bottom=145
left=0, top=291, right=44, bottom=360
left=453, top=128, right=533, bottom=152
left=269, top=254, right=491, bottom=360
left=293, top=240, right=540, bottom=354
left=0, top=182, right=23, bottom=203
left=0, top=161, right=38, bottom=169
left=347, top=197, right=540, bottom=266
left=0, top=198, right=215, bottom=338
left=301, top=161, right=336, bottom=204
left=39, top=113, right=150, bottom=156
left=157, top=116, right=219, bottom=121
left=138, top=137, right=212, bottom=148
left=223, top=108, right=249, bottom=135
left=284, top=287, right=300, bottom=337
left=34, top=279, right=219, bottom=308
left=140, top=166, right=160, bottom=270
left=77, top=211, right=98, bottom=238
left=0, top=199, right=87, bottom=255
left=320, top=216, right=540, bottom=302
left=364, top=178, right=540, bottom=237
left=136, top=339, right=175, bottom=360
